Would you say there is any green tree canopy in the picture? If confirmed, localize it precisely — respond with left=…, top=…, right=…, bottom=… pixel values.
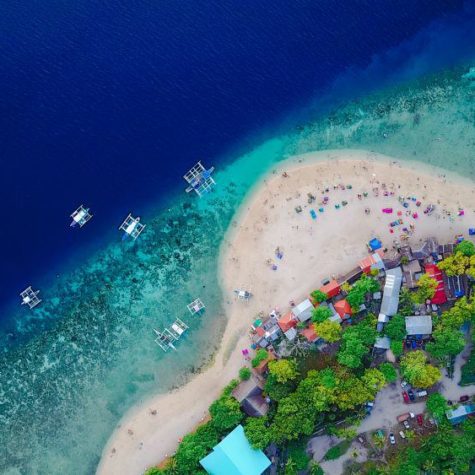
left=379, top=362, right=397, bottom=383
left=438, top=251, right=475, bottom=278
left=251, top=348, right=268, bottom=368
left=244, top=416, right=271, bottom=450
left=455, top=240, right=475, bottom=256
left=209, top=395, right=243, bottom=432
left=426, top=327, right=465, bottom=362
left=239, top=366, right=251, bottom=381
left=310, top=289, right=328, bottom=303
left=337, top=318, right=377, bottom=368
left=400, top=350, right=441, bottom=388
left=398, top=288, right=415, bottom=316
left=346, top=275, right=379, bottom=309
left=361, top=368, right=386, bottom=394
left=390, top=340, right=404, bottom=358
left=268, top=358, right=299, bottom=383
left=384, top=314, right=406, bottom=340
left=313, top=319, right=342, bottom=343
left=312, top=306, right=332, bottom=323
left=413, top=274, right=438, bottom=304
left=426, top=393, right=448, bottom=421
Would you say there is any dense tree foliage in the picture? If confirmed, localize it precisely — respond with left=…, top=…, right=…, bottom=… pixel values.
left=400, top=351, right=441, bottom=388
left=208, top=394, right=243, bottom=432
left=426, top=393, right=448, bottom=421
left=244, top=416, right=271, bottom=450
left=268, top=358, right=299, bottom=383
left=311, top=290, right=328, bottom=303
left=312, top=306, right=332, bottom=323
left=456, top=240, right=475, bottom=256
left=390, top=340, right=403, bottom=358
left=239, top=366, right=251, bottom=381
left=313, top=319, right=342, bottom=342
left=251, top=348, right=268, bottom=368
left=346, top=275, right=379, bottom=309
left=337, top=317, right=377, bottom=368
left=384, top=314, right=406, bottom=340
left=412, top=274, right=437, bottom=304
left=398, top=288, right=415, bottom=316
left=378, top=362, right=397, bottom=383
left=426, top=327, right=465, bottom=362
left=438, top=249, right=475, bottom=278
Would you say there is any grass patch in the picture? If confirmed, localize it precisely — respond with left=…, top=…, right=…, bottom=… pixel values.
left=324, top=440, right=352, bottom=461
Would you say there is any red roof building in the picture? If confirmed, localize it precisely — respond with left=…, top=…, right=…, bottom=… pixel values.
left=424, top=264, right=447, bottom=305
left=278, top=312, right=297, bottom=333
left=319, top=280, right=341, bottom=298
left=334, top=299, right=353, bottom=320
left=301, top=325, right=319, bottom=343
left=359, top=249, right=385, bottom=274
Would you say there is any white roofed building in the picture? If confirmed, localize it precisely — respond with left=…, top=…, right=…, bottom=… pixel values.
left=291, top=299, right=314, bottom=323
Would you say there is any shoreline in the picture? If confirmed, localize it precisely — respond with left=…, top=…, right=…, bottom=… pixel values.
left=97, top=149, right=475, bottom=475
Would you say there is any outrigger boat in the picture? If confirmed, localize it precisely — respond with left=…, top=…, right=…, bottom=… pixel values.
left=20, top=286, right=41, bottom=309
left=183, top=161, right=215, bottom=197
left=119, top=213, right=146, bottom=241
left=153, top=329, right=177, bottom=352
left=70, top=205, right=92, bottom=228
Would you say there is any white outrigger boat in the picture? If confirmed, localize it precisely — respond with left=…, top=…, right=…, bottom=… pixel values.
left=187, top=298, right=205, bottom=315
left=119, top=213, right=146, bottom=240
left=70, top=205, right=93, bottom=228
left=169, top=318, right=189, bottom=339
left=153, top=328, right=177, bottom=352
left=183, top=161, right=215, bottom=197
left=20, top=286, right=41, bottom=309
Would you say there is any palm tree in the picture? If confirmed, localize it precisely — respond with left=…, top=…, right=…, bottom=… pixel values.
left=422, top=459, right=436, bottom=473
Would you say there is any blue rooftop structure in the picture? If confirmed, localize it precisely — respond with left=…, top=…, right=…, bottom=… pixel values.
left=200, top=425, right=271, bottom=475
left=446, top=404, right=475, bottom=424
left=369, top=238, right=382, bottom=251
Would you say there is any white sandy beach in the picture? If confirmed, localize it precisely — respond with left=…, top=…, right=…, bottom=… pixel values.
left=97, top=149, right=475, bottom=475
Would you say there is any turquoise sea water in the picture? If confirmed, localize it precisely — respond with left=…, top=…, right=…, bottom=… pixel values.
left=1, top=66, right=475, bottom=474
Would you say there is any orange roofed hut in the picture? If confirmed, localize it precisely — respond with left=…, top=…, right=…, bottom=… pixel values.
left=278, top=312, right=297, bottom=333
left=334, top=299, right=352, bottom=320
left=301, top=325, right=319, bottom=343
left=319, top=280, right=340, bottom=298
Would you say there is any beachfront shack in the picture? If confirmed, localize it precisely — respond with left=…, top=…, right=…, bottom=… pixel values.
left=334, top=299, right=352, bottom=321
left=359, top=249, right=385, bottom=274
left=411, top=237, right=438, bottom=261
left=377, top=267, right=403, bottom=331
left=301, top=324, right=320, bottom=344
left=402, top=259, right=422, bottom=289
left=278, top=312, right=297, bottom=342
left=424, top=264, right=447, bottom=305
left=232, top=375, right=269, bottom=417
left=446, top=404, right=475, bottom=425
left=200, top=425, right=271, bottom=475
left=291, top=298, right=314, bottom=323
left=319, top=279, right=341, bottom=298
left=405, top=315, right=433, bottom=338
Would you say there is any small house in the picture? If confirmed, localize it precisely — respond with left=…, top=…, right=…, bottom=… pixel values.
left=405, top=315, right=432, bottom=337
left=291, top=298, right=314, bottom=323
left=374, top=336, right=391, bottom=350
left=319, top=279, right=341, bottom=298
left=232, top=375, right=269, bottom=417
left=446, top=404, right=475, bottom=425
left=334, top=299, right=352, bottom=320
left=200, top=425, right=271, bottom=475
left=359, top=249, right=385, bottom=274
left=254, top=351, right=276, bottom=375
left=402, top=259, right=422, bottom=289
left=278, top=312, right=297, bottom=333
left=301, top=324, right=319, bottom=343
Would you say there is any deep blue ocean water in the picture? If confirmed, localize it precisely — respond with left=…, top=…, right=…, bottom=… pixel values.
left=0, top=0, right=471, bottom=308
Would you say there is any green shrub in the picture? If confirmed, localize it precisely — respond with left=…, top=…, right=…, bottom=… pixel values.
left=239, top=367, right=251, bottom=381
left=251, top=349, right=268, bottom=368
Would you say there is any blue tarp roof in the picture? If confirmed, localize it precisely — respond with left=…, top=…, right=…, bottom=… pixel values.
left=369, top=238, right=382, bottom=251
left=200, top=425, right=271, bottom=475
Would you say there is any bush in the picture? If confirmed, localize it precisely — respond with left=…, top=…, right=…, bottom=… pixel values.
left=311, top=290, right=328, bottom=303
left=324, top=440, right=351, bottom=460
left=209, top=395, right=243, bottom=432
left=312, top=306, right=332, bottom=323
left=379, top=362, right=397, bottom=383
left=251, top=349, right=268, bottom=368
left=239, top=367, right=251, bottom=381
left=288, top=441, right=310, bottom=470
